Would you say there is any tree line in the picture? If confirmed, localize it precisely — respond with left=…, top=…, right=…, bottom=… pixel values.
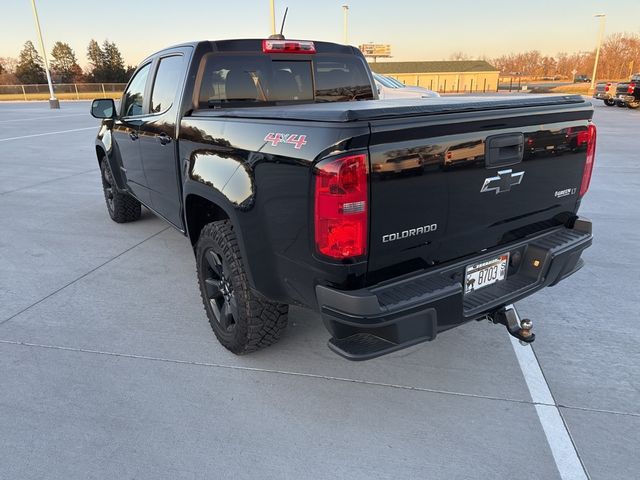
left=3, top=32, right=639, bottom=85
left=0, top=39, right=135, bottom=85
left=490, top=33, right=640, bottom=80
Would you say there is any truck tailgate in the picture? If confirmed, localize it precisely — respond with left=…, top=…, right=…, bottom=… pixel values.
left=366, top=96, right=594, bottom=278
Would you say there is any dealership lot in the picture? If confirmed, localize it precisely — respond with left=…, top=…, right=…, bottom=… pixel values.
left=0, top=100, right=638, bottom=479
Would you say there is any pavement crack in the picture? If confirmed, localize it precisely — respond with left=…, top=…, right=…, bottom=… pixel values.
left=0, top=338, right=578, bottom=410
left=3, top=338, right=639, bottom=421
left=0, top=227, right=170, bottom=326
left=0, top=169, right=95, bottom=196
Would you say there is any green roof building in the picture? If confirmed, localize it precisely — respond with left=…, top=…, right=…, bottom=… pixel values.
left=370, top=60, right=500, bottom=93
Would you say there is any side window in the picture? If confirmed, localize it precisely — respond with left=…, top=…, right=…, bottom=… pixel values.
left=150, top=56, right=184, bottom=114
left=121, top=63, right=151, bottom=117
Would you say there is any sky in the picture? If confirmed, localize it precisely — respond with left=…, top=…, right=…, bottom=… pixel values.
left=1, top=0, right=639, bottom=68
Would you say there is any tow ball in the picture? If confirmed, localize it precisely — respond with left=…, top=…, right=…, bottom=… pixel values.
left=489, top=305, right=535, bottom=344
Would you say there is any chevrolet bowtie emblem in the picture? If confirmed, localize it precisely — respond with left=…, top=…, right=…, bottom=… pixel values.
left=480, top=169, right=525, bottom=194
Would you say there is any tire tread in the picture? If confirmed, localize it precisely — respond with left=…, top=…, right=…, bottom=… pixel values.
left=101, top=160, right=141, bottom=223
left=196, top=220, right=288, bottom=354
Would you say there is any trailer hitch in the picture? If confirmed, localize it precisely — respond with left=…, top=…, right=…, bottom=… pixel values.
left=489, top=305, right=535, bottom=344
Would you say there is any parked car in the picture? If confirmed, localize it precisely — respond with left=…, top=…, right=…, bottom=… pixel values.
left=614, top=74, right=640, bottom=109
left=89, top=38, right=595, bottom=361
left=373, top=73, right=440, bottom=99
left=593, top=82, right=618, bottom=106
left=574, top=74, right=591, bottom=83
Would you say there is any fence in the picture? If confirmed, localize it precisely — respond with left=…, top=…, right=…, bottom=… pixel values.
left=0, top=83, right=126, bottom=101
left=387, top=73, right=500, bottom=95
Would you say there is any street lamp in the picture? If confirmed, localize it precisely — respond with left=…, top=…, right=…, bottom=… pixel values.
left=590, top=13, right=606, bottom=91
left=269, top=0, right=276, bottom=36
left=342, top=4, right=349, bottom=44
left=29, top=0, right=59, bottom=109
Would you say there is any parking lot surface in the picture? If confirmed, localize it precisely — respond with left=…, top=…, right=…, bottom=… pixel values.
left=0, top=100, right=638, bottom=479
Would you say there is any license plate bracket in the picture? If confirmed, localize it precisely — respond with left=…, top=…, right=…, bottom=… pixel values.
left=464, top=253, right=509, bottom=294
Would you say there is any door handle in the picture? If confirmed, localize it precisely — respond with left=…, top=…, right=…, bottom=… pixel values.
left=158, top=133, right=172, bottom=145
left=129, top=131, right=138, bottom=141
left=485, top=133, right=524, bottom=168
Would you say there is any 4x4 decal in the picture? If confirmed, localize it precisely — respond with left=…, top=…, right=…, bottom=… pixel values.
left=264, top=132, right=308, bottom=150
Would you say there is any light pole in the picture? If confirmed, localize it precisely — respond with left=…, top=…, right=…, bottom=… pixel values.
left=342, top=4, right=349, bottom=44
left=29, top=0, right=58, bottom=109
left=590, top=13, right=606, bottom=91
left=269, top=0, right=276, bottom=36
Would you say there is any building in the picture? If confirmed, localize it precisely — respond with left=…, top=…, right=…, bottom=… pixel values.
left=370, top=60, right=500, bottom=93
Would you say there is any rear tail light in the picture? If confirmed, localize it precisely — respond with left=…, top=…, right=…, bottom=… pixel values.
left=605, top=82, right=611, bottom=92
left=314, top=153, right=368, bottom=259
left=628, top=83, right=636, bottom=94
left=579, top=124, right=597, bottom=197
left=262, top=39, right=316, bottom=54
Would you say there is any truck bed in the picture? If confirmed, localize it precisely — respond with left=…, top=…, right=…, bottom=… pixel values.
left=184, top=92, right=594, bottom=293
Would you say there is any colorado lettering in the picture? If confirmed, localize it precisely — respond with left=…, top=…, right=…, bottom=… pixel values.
left=382, top=224, right=438, bottom=243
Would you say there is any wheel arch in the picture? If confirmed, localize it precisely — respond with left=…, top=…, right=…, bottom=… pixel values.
left=95, top=142, right=127, bottom=191
left=184, top=190, right=258, bottom=289
left=185, top=193, right=231, bottom=246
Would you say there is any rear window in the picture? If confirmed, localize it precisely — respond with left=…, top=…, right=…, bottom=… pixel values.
left=197, top=54, right=374, bottom=108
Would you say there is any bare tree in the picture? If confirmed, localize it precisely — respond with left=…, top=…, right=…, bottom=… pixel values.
left=449, top=51, right=469, bottom=61
left=492, top=33, right=640, bottom=81
left=0, top=57, right=18, bottom=85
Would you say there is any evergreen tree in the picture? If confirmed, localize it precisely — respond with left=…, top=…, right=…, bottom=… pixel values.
left=15, top=41, right=46, bottom=84
left=51, top=41, right=82, bottom=83
left=102, top=40, right=127, bottom=82
left=86, top=39, right=105, bottom=81
left=125, top=65, right=136, bottom=81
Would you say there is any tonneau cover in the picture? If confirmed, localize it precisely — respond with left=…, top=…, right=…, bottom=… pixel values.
left=192, top=95, right=590, bottom=123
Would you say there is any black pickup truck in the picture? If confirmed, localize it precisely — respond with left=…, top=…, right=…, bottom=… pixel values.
left=90, top=38, right=596, bottom=360
left=614, top=74, right=640, bottom=109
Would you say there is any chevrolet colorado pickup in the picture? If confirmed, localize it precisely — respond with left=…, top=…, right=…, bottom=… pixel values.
left=90, top=38, right=596, bottom=360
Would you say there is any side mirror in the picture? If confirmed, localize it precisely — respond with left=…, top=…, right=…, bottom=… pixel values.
left=91, top=98, right=116, bottom=119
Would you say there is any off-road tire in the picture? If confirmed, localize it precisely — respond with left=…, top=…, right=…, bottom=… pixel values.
left=604, top=99, right=616, bottom=106
left=196, top=220, right=288, bottom=354
left=100, top=159, right=141, bottom=223
left=616, top=101, right=627, bottom=108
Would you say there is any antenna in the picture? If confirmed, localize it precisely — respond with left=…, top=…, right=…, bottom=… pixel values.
left=268, top=6, right=288, bottom=40
left=280, top=7, right=288, bottom=35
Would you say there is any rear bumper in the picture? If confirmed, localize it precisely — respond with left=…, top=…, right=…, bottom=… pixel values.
left=317, top=219, right=592, bottom=360
left=593, top=92, right=614, bottom=100
left=617, top=94, right=635, bottom=103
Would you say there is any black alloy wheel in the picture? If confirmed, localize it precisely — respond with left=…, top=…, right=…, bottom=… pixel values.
left=101, top=163, right=116, bottom=212
left=201, top=248, right=238, bottom=335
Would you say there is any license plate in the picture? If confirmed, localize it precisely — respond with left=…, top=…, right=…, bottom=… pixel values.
left=464, top=254, right=509, bottom=294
